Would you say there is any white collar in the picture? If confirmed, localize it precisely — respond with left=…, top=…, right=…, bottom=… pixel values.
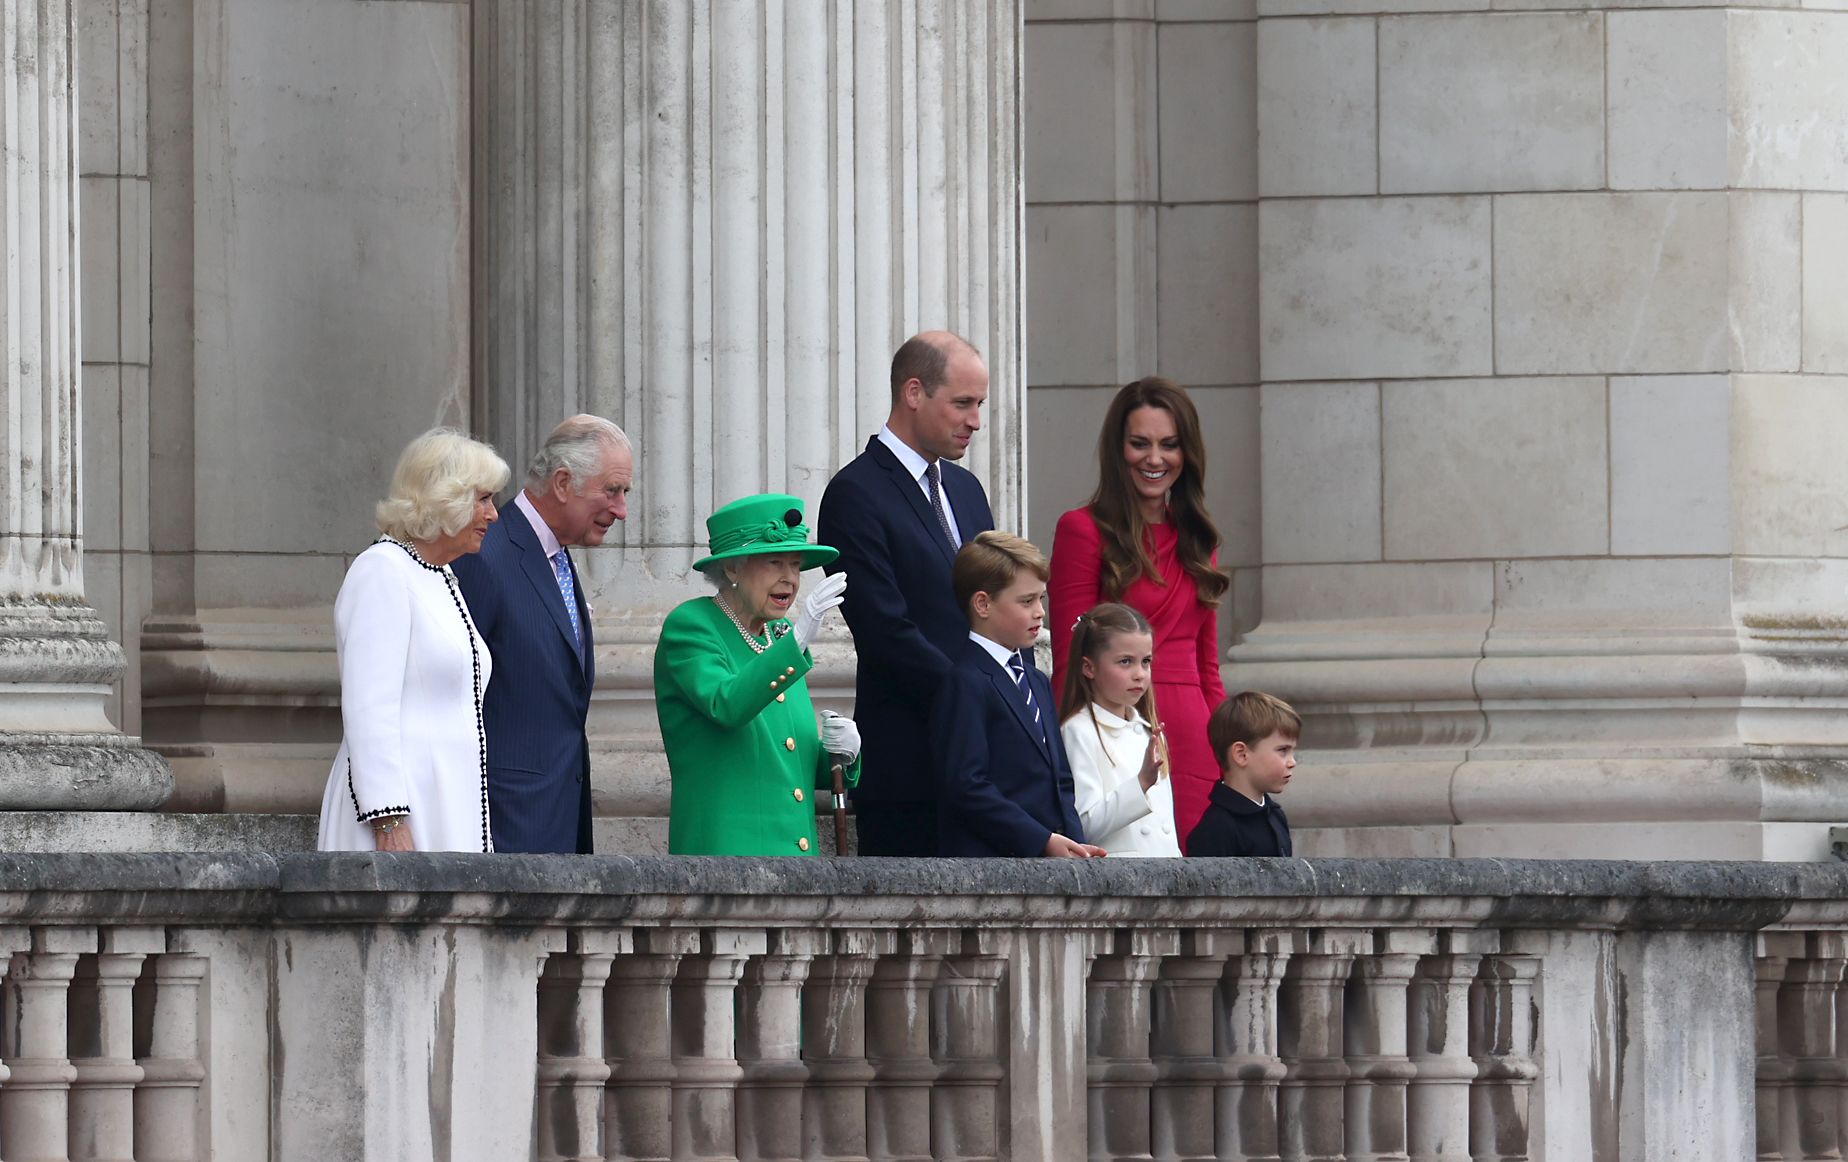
left=515, top=489, right=564, bottom=559
left=1085, top=703, right=1145, bottom=732
left=878, top=424, right=936, bottom=484
left=968, top=631, right=1022, bottom=674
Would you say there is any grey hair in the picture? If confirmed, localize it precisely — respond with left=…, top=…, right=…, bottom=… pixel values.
left=699, top=563, right=734, bottom=590
left=375, top=428, right=511, bottom=542
left=526, top=414, right=631, bottom=494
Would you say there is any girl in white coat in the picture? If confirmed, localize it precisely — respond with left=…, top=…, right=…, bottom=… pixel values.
left=1057, top=603, right=1182, bottom=857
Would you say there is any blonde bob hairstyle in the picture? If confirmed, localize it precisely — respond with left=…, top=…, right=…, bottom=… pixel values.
left=374, top=428, right=511, bottom=543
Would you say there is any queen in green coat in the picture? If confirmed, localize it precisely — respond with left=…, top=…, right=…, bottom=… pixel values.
left=656, top=494, right=861, bottom=855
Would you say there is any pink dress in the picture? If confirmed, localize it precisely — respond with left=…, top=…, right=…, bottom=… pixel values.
left=1049, top=506, right=1228, bottom=853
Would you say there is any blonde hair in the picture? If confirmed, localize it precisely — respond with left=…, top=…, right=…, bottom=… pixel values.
left=952, top=530, right=1049, bottom=616
left=1059, top=602, right=1168, bottom=777
left=375, top=428, right=511, bottom=542
left=1207, top=691, right=1302, bottom=771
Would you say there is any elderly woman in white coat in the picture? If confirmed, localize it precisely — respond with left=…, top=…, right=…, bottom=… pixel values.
left=316, top=428, right=510, bottom=852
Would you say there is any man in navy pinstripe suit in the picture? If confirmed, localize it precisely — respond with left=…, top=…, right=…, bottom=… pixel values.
left=452, top=416, right=633, bottom=853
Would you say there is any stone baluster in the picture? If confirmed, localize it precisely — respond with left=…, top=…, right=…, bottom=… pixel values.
left=1345, top=932, right=1433, bottom=1162
left=1757, top=934, right=1803, bottom=1162
left=1469, top=953, right=1541, bottom=1162
left=0, top=926, right=28, bottom=1141
left=932, top=930, right=1007, bottom=1162
left=671, top=929, right=764, bottom=1161
left=1778, top=935, right=1848, bottom=1162
left=132, top=952, right=207, bottom=1162
left=605, top=928, right=697, bottom=1162
left=1, top=927, right=97, bottom=1162
left=536, top=932, right=621, bottom=1162
left=1151, top=931, right=1236, bottom=1160
left=801, top=929, right=888, bottom=1161
left=866, top=930, right=953, bottom=1162
left=1278, top=930, right=1363, bottom=1162
left=1407, top=932, right=1495, bottom=1162
left=1086, top=929, right=1178, bottom=1162
left=736, top=930, right=824, bottom=1162
left=1218, top=930, right=1299, bottom=1162
left=67, top=928, right=161, bottom=1162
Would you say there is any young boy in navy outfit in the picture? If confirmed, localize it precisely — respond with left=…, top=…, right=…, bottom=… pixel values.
left=1187, top=691, right=1299, bottom=857
left=930, top=531, right=1105, bottom=858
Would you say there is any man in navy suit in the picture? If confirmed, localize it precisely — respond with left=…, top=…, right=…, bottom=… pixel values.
left=452, top=415, right=633, bottom=853
left=818, top=332, right=996, bottom=855
left=930, top=531, right=1100, bottom=858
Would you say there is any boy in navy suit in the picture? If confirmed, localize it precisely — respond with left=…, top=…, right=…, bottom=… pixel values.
left=930, top=531, right=1104, bottom=858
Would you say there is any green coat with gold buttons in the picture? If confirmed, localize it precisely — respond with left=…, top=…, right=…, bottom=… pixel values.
left=656, top=595, right=859, bottom=855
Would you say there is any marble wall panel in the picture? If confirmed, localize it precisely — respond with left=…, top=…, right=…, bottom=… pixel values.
left=1160, top=0, right=1255, bottom=18
left=1729, top=192, right=1802, bottom=374
left=1257, top=561, right=1495, bottom=622
left=1259, top=197, right=1492, bottom=382
left=1027, top=0, right=1153, bottom=17
left=83, top=366, right=124, bottom=553
left=1256, top=17, right=1376, bottom=198
left=189, top=0, right=472, bottom=555
left=1607, top=11, right=1727, bottom=191
left=1157, top=20, right=1255, bottom=202
left=1382, top=377, right=1608, bottom=560
left=1732, top=375, right=1848, bottom=558
left=1493, top=193, right=1730, bottom=376
left=1193, top=384, right=1261, bottom=568
left=1259, top=382, right=1381, bottom=564
left=1027, top=386, right=1116, bottom=541
left=1801, top=194, right=1848, bottom=372
left=1158, top=204, right=1257, bottom=386
left=1731, top=11, right=1848, bottom=192
left=1027, top=204, right=1157, bottom=386
left=1492, top=557, right=1734, bottom=619
left=1378, top=13, right=1603, bottom=194
left=81, top=179, right=120, bottom=364
left=1609, top=376, right=1731, bottom=557
left=1025, top=19, right=1155, bottom=203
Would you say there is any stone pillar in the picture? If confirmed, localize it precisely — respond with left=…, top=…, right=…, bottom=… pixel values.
left=800, top=929, right=885, bottom=1162
left=1347, top=934, right=1431, bottom=1162
left=865, top=929, right=950, bottom=1162
left=1, top=927, right=96, bottom=1160
left=67, top=928, right=160, bottom=1162
left=0, top=0, right=168, bottom=813
left=133, top=951, right=208, bottom=1162
left=605, top=928, right=694, bottom=1162
left=1085, top=929, right=1174, bottom=1162
left=670, top=929, right=762, bottom=1161
left=1217, top=931, right=1294, bottom=1162
left=472, top=0, right=1026, bottom=843
left=1149, top=931, right=1231, bottom=1161
left=1407, top=936, right=1492, bottom=1162
left=1277, top=931, right=1360, bottom=1162
left=735, top=929, right=821, bottom=1162
left=536, top=933, right=618, bottom=1162
left=1237, top=2, right=1848, bottom=860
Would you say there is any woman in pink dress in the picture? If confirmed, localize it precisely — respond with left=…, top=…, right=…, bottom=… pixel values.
left=1049, top=378, right=1229, bottom=852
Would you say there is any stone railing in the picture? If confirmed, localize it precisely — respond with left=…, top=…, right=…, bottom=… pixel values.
left=0, top=855, right=1845, bottom=1160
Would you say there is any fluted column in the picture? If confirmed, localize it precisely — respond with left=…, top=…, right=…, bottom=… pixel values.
left=472, top=0, right=1027, bottom=778
left=0, top=0, right=168, bottom=810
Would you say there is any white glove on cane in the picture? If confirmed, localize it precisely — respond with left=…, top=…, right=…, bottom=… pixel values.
left=793, top=572, right=849, bottom=651
left=818, top=709, right=861, bottom=762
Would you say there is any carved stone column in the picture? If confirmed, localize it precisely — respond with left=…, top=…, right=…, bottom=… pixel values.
left=471, top=1, right=1027, bottom=842
left=0, top=0, right=168, bottom=811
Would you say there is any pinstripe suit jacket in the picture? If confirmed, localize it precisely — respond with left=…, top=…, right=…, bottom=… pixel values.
left=451, top=506, right=595, bottom=853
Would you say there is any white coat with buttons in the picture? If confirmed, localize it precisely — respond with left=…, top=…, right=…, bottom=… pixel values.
left=1059, top=703, right=1182, bottom=857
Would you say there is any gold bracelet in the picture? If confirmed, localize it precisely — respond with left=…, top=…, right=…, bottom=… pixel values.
left=371, top=816, right=406, bottom=835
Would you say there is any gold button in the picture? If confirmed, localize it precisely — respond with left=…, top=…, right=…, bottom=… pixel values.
left=797, top=837, right=810, bottom=852
left=786, top=666, right=796, bottom=675
left=793, top=788, right=805, bottom=802
left=776, top=693, right=786, bottom=703
left=770, top=680, right=778, bottom=689
left=785, top=737, right=796, bottom=751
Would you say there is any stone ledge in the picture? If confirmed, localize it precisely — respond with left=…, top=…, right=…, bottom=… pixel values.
left=0, top=854, right=1840, bottom=930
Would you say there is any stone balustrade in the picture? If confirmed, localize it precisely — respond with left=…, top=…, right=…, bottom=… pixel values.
left=0, top=855, right=1845, bottom=1160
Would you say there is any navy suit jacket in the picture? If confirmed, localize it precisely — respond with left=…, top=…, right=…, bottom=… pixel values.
left=818, top=437, right=995, bottom=804
left=930, top=639, right=1085, bottom=857
left=450, top=507, right=595, bottom=853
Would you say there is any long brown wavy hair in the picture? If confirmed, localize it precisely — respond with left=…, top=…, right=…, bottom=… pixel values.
left=1088, top=378, right=1229, bottom=606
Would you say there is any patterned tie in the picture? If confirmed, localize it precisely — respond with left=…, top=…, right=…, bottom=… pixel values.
left=551, top=549, right=582, bottom=648
left=1007, top=652, right=1044, bottom=742
left=924, top=460, right=959, bottom=550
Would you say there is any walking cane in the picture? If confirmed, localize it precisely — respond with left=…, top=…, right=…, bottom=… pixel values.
left=827, top=755, right=852, bottom=855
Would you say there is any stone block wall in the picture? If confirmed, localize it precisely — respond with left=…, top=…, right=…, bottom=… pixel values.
left=1022, top=0, right=1262, bottom=639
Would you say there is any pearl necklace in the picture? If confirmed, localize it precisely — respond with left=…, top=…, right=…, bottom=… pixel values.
left=713, top=593, right=772, bottom=654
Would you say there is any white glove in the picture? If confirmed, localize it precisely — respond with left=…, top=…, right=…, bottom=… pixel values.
left=818, top=709, right=861, bottom=761
left=792, top=571, right=849, bottom=651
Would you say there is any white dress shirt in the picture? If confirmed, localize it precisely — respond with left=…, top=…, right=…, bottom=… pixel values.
left=878, top=425, right=963, bottom=546
left=514, top=489, right=564, bottom=559
left=1060, top=703, right=1181, bottom=857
